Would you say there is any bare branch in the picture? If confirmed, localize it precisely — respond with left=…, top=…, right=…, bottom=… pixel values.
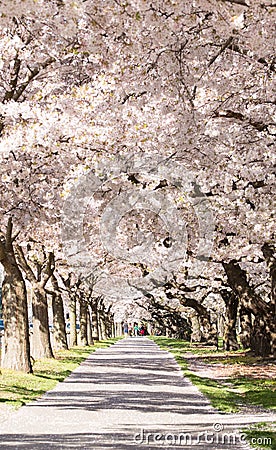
left=219, top=0, right=249, bottom=6
left=3, top=54, right=21, bottom=102
left=208, top=36, right=234, bottom=67
left=6, top=217, right=13, bottom=251
left=15, top=244, right=36, bottom=282
left=12, top=56, right=55, bottom=102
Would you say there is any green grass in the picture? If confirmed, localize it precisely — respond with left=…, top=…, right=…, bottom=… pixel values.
left=243, top=423, right=276, bottom=450
left=151, top=336, right=219, bottom=354
left=0, top=338, right=120, bottom=408
left=151, top=336, right=276, bottom=413
left=231, top=377, right=276, bottom=410
left=186, top=371, right=242, bottom=413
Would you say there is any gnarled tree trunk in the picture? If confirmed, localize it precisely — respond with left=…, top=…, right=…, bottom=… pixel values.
left=51, top=274, right=68, bottom=351
left=16, top=246, right=54, bottom=360
left=79, top=298, right=88, bottom=346
left=32, top=285, right=54, bottom=359
left=180, top=297, right=217, bottom=346
left=0, top=219, right=32, bottom=372
left=223, top=260, right=273, bottom=356
left=221, top=290, right=239, bottom=351
left=239, top=307, right=252, bottom=349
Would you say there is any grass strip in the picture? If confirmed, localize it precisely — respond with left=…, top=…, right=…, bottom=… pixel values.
left=151, top=336, right=276, bottom=449
left=242, top=422, right=276, bottom=450
left=151, top=336, right=276, bottom=413
left=0, top=338, right=120, bottom=408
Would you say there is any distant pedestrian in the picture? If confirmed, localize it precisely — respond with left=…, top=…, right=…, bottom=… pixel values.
left=123, top=322, right=129, bottom=337
left=139, top=325, right=145, bottom=336
left=134, top=323, right=139, bottom=336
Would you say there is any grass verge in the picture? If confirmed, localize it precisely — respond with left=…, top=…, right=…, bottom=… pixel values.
left=0, top=338, right=120, bottom=408
left=150, top=336, right=276, bottom=413
left=151, top=337, right=276, bottom=449
left=243, top=423, right=276, bottom=450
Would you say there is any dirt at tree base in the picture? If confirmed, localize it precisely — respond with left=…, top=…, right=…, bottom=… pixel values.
left=183, top=352, right=276, bottom=380
left=183, top=352, right=276, bottom=415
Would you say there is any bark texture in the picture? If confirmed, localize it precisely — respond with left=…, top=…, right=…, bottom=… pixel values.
left=223, top=260, right=273, bottom=356
left=16, top=246, right=54, bottom=359
left=51, top=274, right=68, bottom=351
left=221, top=290, right=239, bottom=351
left=0, top=219, right=32, bottom=372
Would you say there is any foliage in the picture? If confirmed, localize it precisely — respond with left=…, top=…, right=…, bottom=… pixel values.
left=0, top=0, right=275, bottom=365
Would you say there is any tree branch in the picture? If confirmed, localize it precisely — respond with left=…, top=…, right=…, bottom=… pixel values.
left=3, top=54, right=21, bottom=102
left=208, top=36, right=234, bottom=67
left=219, top=0, right=249, bottom=5
left=12, top=56, right=55, bottom=102
left=15, top=245, right=36, bottom=283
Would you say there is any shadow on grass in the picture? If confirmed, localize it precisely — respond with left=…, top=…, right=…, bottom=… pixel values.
left=185, top=372, right=241, bottom=413
left=231, top=378, right=276, bottom=410
left=0, top=339, right=121, bottom=408
left=152, top=336, right=276, bottom=413
left=243, top=423, right=276, bottom=450
left=33, top=371, right=72, bottom=382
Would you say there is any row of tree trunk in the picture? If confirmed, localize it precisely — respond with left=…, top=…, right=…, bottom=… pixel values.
left=223, top=256, right=275, bottom=357
left=159, top=250, right=275, bottom=357
left=0, top=219, right=117, bottom=372
left=0, top=219, right=274, bottom=373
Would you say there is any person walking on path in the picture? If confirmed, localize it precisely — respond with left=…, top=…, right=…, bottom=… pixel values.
left=123, top=321, right=129, bottom=337
left=134, top=322, right=139, bottom=336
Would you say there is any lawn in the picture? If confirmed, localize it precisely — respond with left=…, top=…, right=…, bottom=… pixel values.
left=151, top=337, right=276, bottom=450
left=0, top=338, right=120, bottom=408
left=151, top=336, right=276, bottom=413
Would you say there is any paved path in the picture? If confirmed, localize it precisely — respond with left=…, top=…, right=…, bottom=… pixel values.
left=0, top=338, right=275, bottom=449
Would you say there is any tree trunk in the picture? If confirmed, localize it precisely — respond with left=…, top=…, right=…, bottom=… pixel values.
left=114, top=322, right=121, bottom=337
left=112, top=321, right=116, bottom=338
left=15, top=245, right=55, bottom=359
left=117, top=322, right=123, bottom=337
left=91, top=301, right=99, bottom=340
left=51, top=275, right=68, bottom=351
left=251, top=316, right=272, bottom=356
left=261, top=244, right=276, bottom=357
left=1, top=262, right=32, bottom=372
left=31, top=285, right=54, bottom=359
left=223, top=260, right=273, bottom=356
left=79, top=299, right=88, bottom=346
left=180, top=297, right=217, bottom=345
left=190, top=314, right=201, bottom=342
left=221, top=290, right=239, bottom=351
left=239, top=307, right=252, bottom=349
left=87, top=307, right=94, bottom=345
left=69, top=297, right=77, bottom=347
left=103, top=312, right=113, bottom=339
left=98, top=314, right=103, bottom=340
left=0, top=219, right=32, bottom=372
left=99, top=314, right=107, bottom=340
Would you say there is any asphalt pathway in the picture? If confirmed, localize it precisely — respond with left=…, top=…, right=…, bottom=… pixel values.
left=0, top=337, right=275, bottom=449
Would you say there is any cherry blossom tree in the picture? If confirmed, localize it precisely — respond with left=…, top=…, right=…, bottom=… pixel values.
left=0, top=0, right=275, bottom=369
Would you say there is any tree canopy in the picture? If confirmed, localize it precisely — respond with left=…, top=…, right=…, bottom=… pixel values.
left=0, top=0, right=275, bottom=369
